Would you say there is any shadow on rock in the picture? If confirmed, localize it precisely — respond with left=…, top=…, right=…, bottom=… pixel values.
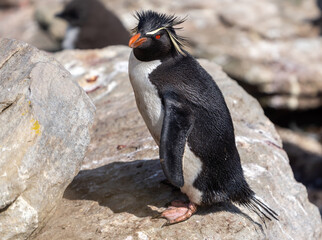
left=198, top=202, right=264, bottom=233
left=63, top=159, right=183, bottom=218
left=285, top=142, right=322, bottom=187
left=63, top=159, right=264, bottom=229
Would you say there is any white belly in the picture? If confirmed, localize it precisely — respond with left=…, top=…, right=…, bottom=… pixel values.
left=62, top=26, right=80, bottom=50
left=128, top=51, right=163, bottom=143
left=128, top=51, right=203, bottom=204
left=181, top=144, right=203, bottom=204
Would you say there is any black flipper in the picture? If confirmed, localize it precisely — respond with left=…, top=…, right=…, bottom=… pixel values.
left=160, top=92, right=193, bottom=188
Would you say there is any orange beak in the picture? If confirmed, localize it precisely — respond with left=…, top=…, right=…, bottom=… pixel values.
left=129, top=33, right=147, bottom=48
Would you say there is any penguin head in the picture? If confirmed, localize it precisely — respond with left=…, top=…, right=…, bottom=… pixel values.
left=55, top=0, right=89, bottom=27
left=129, top=10, right=187, bottom=61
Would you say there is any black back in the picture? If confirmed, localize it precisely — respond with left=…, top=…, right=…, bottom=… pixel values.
left=149, top=53, right=254, bottom=205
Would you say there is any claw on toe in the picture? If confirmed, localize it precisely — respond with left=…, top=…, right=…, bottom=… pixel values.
left=156, top=201, right=197, bottom=226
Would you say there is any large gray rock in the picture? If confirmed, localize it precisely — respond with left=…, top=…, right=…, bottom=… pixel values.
left=33, top=46, right=322, bottom=239
left=0, top=38, right=95, bottom=240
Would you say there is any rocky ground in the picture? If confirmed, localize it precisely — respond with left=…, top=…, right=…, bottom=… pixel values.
left=31, top=45, right=321, bottom=240
left=0, top=0, right=321, bottom=239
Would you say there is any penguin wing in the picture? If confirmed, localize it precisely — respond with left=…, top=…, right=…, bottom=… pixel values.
left=160, top=92, right=193, bottom=188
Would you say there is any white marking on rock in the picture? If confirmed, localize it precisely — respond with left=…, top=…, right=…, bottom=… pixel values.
left=64, top=61, right=85, bottom=76
left=287, top=195, right=307, bottom=216
left=62, top=26, right=80, bottom=50
left=128, top=51, right=163, bottom=142
left=143, top=169, right=163, bottom=181
left=11, top=196, right=38, bottom=230
left=92, top=81, right=117, bottom=102
left=273, top=150, right=288, bottom=163
left=275, top=221, right=295, bottom=240
left=91, top=61, right=128, bottom=102
left=137, top=231, right=148, bottom=240
left=242, top=163, right=267, bottom=179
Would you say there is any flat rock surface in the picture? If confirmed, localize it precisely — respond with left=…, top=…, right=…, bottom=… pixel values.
left=0, top=38, right=95, bottom=240
left=33, top=46, right=322, bottom=240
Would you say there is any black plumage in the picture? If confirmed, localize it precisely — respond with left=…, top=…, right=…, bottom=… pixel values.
left=318, top=0, right=322, bottom=11
left=312, top=0, right=322, bottom=29
left=129, top=10, right=278, bottom=224
left=56, top=0, right=129, bottom=49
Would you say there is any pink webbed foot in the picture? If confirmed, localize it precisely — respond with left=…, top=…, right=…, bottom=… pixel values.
left=156, top=200, right=197, bottom=226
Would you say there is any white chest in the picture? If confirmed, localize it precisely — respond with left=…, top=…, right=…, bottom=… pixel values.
left=128, top=51, right=203, bottom=204
left=62, top=26, right=80, bottom=50
left=128, top=51, right=164, bottom=143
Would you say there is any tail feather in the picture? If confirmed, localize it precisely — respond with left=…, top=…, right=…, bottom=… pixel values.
left=252, top=197, right=278, bottom=220
left=244, top=196, right=279, bottom=222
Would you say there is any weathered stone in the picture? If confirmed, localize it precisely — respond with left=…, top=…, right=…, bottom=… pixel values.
left=33, top=46, right=322, bottom=240
left=277, top=127, right=322, bottom=214
left=0, top=38, right=95, bottom=240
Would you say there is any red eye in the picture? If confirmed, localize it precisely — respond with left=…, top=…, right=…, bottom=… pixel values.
left=155, top=35, right=161, bottom=39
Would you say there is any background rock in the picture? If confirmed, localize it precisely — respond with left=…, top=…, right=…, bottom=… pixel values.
left=33, top=46, right=322, bottom=240
left=0, top=0, right=25, bottom=8
left=111, top=0, right=322, bottom=111
left=0, top=1, right=62, bottom=52
left=277, top=127, right=322, bottom=214
left=30, top=0, right=322, bottom=110
left=34, top=1, right=67, bottom=44
left=0, top=38, right=95, bottom=240
left=2, top=0, right=322, bottom=110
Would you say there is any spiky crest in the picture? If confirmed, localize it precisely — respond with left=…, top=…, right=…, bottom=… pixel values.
left=131, top=10, right=188, bottom=55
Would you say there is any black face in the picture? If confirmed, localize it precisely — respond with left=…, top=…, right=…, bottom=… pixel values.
left=133, top=29, right=174, bottom=62
left=56, top=9, right=81, bottom=26
left=55, top=0, right=88, bottom=26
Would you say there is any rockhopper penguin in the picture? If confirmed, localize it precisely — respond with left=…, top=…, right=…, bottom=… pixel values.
left=56, top=0, right=129, bottom=49
left=128, top=10, right=278, bottom=225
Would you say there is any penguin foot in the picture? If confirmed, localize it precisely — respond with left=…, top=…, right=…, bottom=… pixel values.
left=159, top=201, right=197, bottom=226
